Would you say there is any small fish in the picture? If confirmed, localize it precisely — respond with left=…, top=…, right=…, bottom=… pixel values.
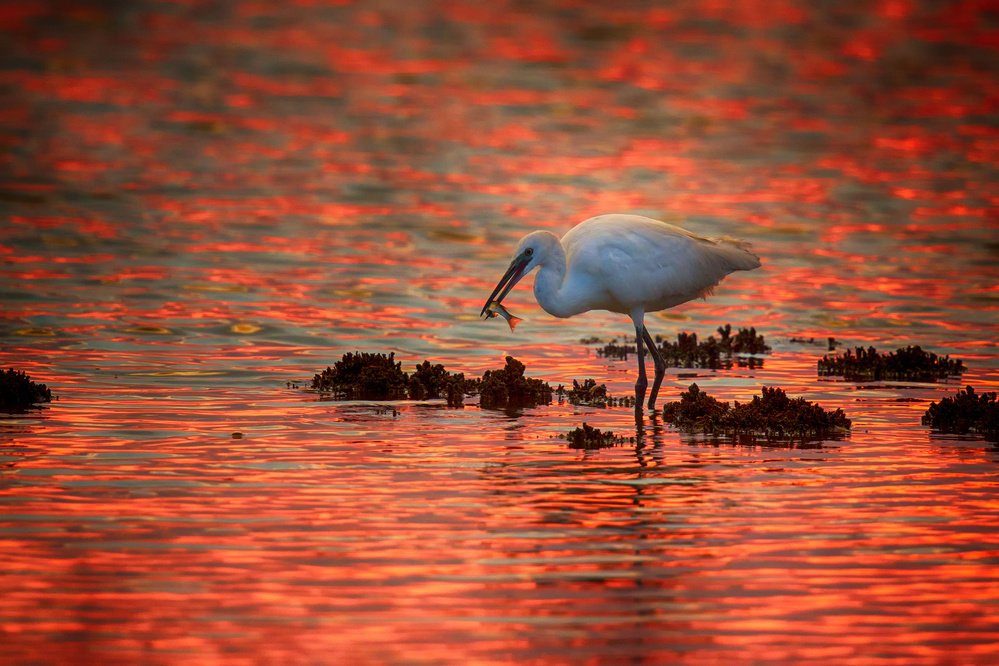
left=483, top=301, right=523, bottom=332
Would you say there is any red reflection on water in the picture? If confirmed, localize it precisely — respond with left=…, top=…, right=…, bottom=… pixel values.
left=3, top=0, right=999, bottom=661
left=2, top=373, right=999, bottom=662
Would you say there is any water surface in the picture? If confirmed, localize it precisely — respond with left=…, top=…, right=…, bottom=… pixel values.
left=2, top=0, right=998, bottom=662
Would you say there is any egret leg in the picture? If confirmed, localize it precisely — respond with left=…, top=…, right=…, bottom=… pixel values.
left=642, top=327, right=667, bottom=410
left=633, top=324, right=647, bottom=412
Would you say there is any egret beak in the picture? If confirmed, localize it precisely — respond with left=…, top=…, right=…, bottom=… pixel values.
left=480, top=254, right=531, bottom=317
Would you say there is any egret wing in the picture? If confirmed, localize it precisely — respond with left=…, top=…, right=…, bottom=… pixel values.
left=562, top=214, right=759, bottom=313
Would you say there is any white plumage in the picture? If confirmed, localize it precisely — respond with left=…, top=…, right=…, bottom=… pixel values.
left=482, top=214, right=761, bottom=411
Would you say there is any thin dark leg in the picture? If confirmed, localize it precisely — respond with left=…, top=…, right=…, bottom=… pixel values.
left=642, top=326, right=666, bottom=410
left=634, top=324, right=647, bottom=412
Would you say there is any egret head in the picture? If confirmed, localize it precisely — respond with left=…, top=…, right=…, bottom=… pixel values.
left=480, top=231, right=556, bottom=316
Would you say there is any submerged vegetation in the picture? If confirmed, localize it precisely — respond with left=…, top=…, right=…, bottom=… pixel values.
left=921, top=386, right=999, bottom=441
left=662, top=383, right=851, bottom=439
left=598, top=324, right=770, bottom=369
left=0, top=368, right=52, bottom=411
left=818, top=346, right=964, bottom=382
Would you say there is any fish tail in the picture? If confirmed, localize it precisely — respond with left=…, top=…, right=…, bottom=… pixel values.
left=507, top=316, right=523, bottom=332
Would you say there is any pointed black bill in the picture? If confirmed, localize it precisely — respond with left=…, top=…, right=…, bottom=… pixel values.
left=480, top=255, right=530, bottom=317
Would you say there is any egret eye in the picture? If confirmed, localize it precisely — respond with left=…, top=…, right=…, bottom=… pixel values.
left=525, top=248, right=533, bottom=257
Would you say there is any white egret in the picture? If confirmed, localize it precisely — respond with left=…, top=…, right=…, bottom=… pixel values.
left=481, top=214, right=761, bottom=411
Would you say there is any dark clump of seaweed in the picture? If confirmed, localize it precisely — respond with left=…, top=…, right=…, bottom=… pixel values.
left=443, top=375, right=468, bottom=408
left=818, top=345, right=964, bottom=383
left=554, top=379, right=637, bottom=408
left=313, top=353, right=469, bottom=406
left=719, top=324, right=771, bottom=355
left=662, top=383, right=851, bottom=439
left=562, top=422, right=632, bottom=449
left=598, top=324, right=770, bottom=368
left=408, top=360, right=448, bottom=400
left=0, top=368, right=52, bottom=411
left=720, top=386, right=852, bottom=438
left=556, top=379, right=609, bottom=407
left=479, top=356, right=552, bottom=411
left=660, top=383, right=729, bottom=431
left=921, top=386, right=999, bottom=441
left=657, top=325, right=771, bottom=369
left=659, top=331, right=722, bottom=368
left=408, top=360, right=468, bottom=407
left=596, top=339, right=636, bottom=360
left=312, top=352, right=409, bottom=400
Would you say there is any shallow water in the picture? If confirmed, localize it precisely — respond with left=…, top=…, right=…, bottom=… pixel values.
left=2, top=0, right=999, bottom=662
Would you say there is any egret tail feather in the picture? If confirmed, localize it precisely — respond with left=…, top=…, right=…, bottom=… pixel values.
left=707, top=236, right=761, bottom=271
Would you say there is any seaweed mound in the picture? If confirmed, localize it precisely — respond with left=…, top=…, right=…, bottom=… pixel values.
left=596, top=339, right=636, bottom=360
left=0, top=368, right=52, bottom=411
left=479, top=356, right=552, bottom=411
left=312, top=352, right=409, bottom=400
left=563, top=422, right=628, bottom=449
left=312, top=354, right=469, bottom=406
left=408, top=360, right=468, bottom=407
left=921, top=386, right=999, bottom=441
left=658, top=325, right=770, bottom=368
left=818, top=345, right=964, bottom=382
left=662, top=383, right=851, bottom=439
left=557, top=379, right=609, bottom=407
left=660, top=383, right=729, bottom=430
left=598, top=324, right=770, bottom=368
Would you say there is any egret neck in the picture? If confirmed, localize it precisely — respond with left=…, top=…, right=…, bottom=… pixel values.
left=529, top=232, right=585, bottom=320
